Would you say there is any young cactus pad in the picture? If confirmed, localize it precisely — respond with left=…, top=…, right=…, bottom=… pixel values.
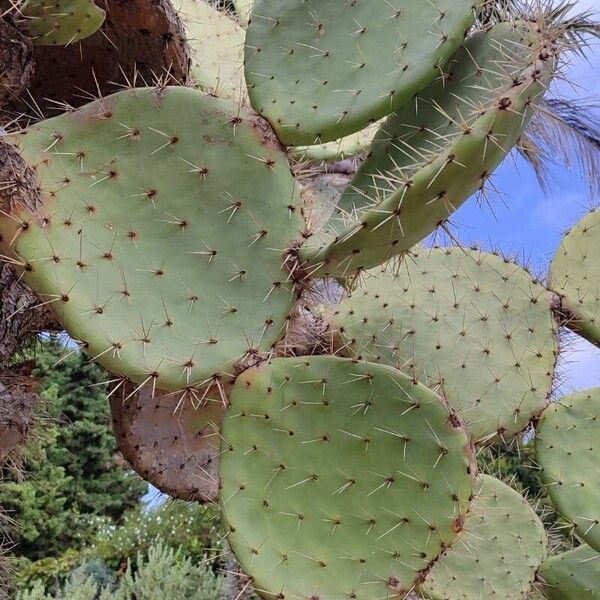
left=220, top=356, right=474, bottom=600
left=539, top=545, right=600, bottom=600
left=300, top=22, right=553, bottom=276
left=291, top=122, right=380, bottom=164
left=418, top=475, right=547, bottom=600
left=331, top=247, right=558, bottom=444
left=111, top=385, right=223, bottom=502
left=19, top=0, right=105, bottom=45
left=244, top=0, right=476, bottom=146
left=176, top=0, right=247, bottom=102
left=535, top=388, right=600, bottom=551
left=548, top=208, right=600, bottom=347
left=0, top=87, right=303, bottom=392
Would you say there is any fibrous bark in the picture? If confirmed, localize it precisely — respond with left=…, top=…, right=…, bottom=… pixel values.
left=0, top=143, right=55, bottom=579
left=8, top=0, right=191, bottom=117
left=0, top=372, right=39, bottom=468
left=0, top=16, right=34, bottom=109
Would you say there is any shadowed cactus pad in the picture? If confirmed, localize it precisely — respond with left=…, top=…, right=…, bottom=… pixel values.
left=244, top=0, right=476, bottom=145
left=300, top=22, right=554, bottom=276
left=111, top=384, right=224, bottom=503
left=418, top=475, right=547, bottom=600
left=0, top=87, right=303, bottom=392
left=540, top=545, right=600, bottom=600
left=331, top=247, right=558, bottom=444
left=535, top=388, right=600, bottom=551
left=220, top=356, right=474, bottom=600
left=176, top=0, right=247, bottom=102
left=20, top=0, right=106, bottom=45
left=548, top=208, right=600, bottom=347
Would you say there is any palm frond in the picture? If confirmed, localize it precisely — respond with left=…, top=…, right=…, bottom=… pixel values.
left=520, top=97, right=600, bottom=195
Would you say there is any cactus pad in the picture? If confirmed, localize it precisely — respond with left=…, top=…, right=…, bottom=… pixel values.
left=177, top=0, right=247, bottom=102
left=332, top=247, right=558, bottom=444
left=300, top=23, right=554, bottom=276
left=0, top=87, right=302, bottom=392
left=535, top=388, right=600, bottom=551
left=292, top=123, right=379, bottom=163
left=22, top=0, right=105, bottom=45
left=232, top=0, right=253, bottom=25
left=220, top=356, right=474, bottom=599
left=540, top=545, right=600, bottom=600
left=111, top=385, right=223, bottom=502
left=419, top=475, right=547, bottom=600
left=244, top=0, right=476, bottom=146
left=548, top=208, right=600, bottom=347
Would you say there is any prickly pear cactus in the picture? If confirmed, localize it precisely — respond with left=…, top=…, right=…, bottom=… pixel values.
left=548, top=208, right=600, bottom=347
left=244, top=0, right=477, bottom=145
left=535, top=388, right=600, bottom=552
left=221, top=356, right=474, bottom=599
left=540, top=545, right=600, bottom=600
left=111, top=384, right=223, bottom=502
left=177, top=0, right=247, bottom=102
left=292, top=122, right=380, bottom=163
left=232, top=0, right=253, bottom=25
left=17, top=0, right=105, bottom=45
left=418, top=475, right=547, bottom=600
left=1, top=1, right=600, bottom=599
left=0, top=87, right=303, bottom=392
left=331, top=247, right=558, bottom=444
left=299, top=22, right=555, bottom=275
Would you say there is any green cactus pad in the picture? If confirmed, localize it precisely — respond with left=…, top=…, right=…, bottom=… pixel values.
left=0, top=87, right=302, bottom=392
left=300, top=22, right=554, bottom=276
left=331, top=247, right=558, bottom=444
left=176, top=0, right=247, bottom=102
left=419, top=475, right=547, bottom=600
left=535, top=388, right=600, bottom=551
left=548, top=209, right=600, bottom=347
left=22, top=0, right=105, bottom=45
left=540, top=545, right=600, bottom=600
left=244, top=0, right=476, bottom=146
left=220, top=356, right=474, bottom=600
left=291, top=123, right=379, bottom=163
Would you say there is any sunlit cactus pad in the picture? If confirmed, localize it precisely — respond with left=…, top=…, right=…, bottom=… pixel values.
left=0, top=87, right=302, bottom=392
left=332, top=247, right=558, bottom=444
left=244, top=0, right=476, bottom=145
left=535, top=388, right=600, bottom=551
left=548, top=208, right=600, bottom=347
left=220, top=356, right=474, bottom=600
left=232, top=0, right=253, bottom=25
left=300, top=22, right=553, bottom=276
left=418, top=475, right=547, bottom=600
left=540, top=545, right=600, bottom=600
left=176, top=0, right=247, bottom=102
left=20, top=0, right=105, bottom=45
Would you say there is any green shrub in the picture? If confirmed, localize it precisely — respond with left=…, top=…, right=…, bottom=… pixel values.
left=16, top=543, right=223, bottom=600
left=105, top=543, right=223, bottom=600
left=91, top=501, right=223, bottom=568
left=13, top=549, right=81, bottom=592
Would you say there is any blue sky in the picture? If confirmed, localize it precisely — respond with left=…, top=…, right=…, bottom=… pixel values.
left=446, top=0, right=600, bottom=393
